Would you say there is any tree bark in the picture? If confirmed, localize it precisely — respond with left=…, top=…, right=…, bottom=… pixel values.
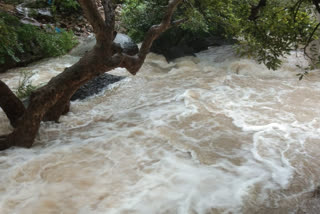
left=0, top=80, right=26, bottom=127
left=0, top=135, right=10, bottom=151
left=0, top=0, right=183, bottom=150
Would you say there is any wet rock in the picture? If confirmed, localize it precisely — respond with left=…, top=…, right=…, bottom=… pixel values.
left=70, top=33, right=139, bottom=57
left=71, top=73, right=124, bottom=101
left=74, top=26, right=81, bottom=32
left=21, top=74, right=124, bottom=107
left=113, top=33, right=139, bottom=56
left=151, top=34, right=237, bottom=61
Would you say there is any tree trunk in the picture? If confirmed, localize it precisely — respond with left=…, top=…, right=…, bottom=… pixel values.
left=6, top=49, right=115, bottom=148
left=0, top=80, right=25, bottom=127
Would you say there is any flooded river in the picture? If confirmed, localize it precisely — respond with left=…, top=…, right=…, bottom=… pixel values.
left=0, top=45, right=320, bottom=213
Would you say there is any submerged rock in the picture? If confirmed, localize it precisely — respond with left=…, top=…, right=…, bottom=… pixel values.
left=22, top=74, right=124, bottom=107
left=71, top=73, right=124, bottom=101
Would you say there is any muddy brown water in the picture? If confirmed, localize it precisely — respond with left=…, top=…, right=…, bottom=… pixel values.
left=0, top=46, right=320, bottom=214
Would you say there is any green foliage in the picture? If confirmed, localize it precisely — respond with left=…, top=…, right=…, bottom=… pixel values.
left=26, top=0, right=81, bottom=14
left=51, top=0, right=80, bottom=13
left=121, top=0, right=166, bottom=42
left=121, top=0, right=247, bottom=42
left=15, top=70, right=38, bottom=99
left=121, top=0, right=216, bottom=42
left=0, top=12, right=23, bottom=64
left=238, top=1, right=318, bottom=70
left=0, top=11, right=78, bottom=66
left=121, top=0, right=318, bottom=70
left=57, top=0, right=80, bottom=11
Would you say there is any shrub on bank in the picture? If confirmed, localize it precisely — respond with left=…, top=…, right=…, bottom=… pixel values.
left=0, top=11, right=78, bottom=72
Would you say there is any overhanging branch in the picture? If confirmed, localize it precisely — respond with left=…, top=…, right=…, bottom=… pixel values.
left=118, top=0, right=183, bottom=74
left=138, top=0, right=183, bottom=59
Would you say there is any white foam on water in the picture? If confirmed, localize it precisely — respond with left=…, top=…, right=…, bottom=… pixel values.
left=0, top=46, right=320, bottom=213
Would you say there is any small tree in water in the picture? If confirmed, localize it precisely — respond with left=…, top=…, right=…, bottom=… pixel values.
left=0, top=0, right=184, bottom=150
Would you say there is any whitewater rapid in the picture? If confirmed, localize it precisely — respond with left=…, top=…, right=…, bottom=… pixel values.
left=0, top=45, right=320, bottom=214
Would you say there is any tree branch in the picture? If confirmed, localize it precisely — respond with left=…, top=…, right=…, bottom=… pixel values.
left=0, top=80, right=25, bottom=127
left=117, top=0, right=183, bottom=75
left=303, top=22, right=320, bottom=60
left=101, top=0, right=115, bottom=37
left=138, top=0, right=183, bottom=59
left=292, top=0, right=304, bottom=22
left=249, top=0, right=267, bottom=21
left=78, top=0, right=107, bottom=43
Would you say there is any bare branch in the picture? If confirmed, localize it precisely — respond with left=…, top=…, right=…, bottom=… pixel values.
left=303, top=22, right=320, bottom=60
left=0, top=80, right=26, bottom=127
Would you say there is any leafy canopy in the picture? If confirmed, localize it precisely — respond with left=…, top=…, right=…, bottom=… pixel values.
left=121, top=0, right=319, bottom=70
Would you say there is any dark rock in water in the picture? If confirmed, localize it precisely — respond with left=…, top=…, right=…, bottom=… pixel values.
left=114, top=33, right=139, bottom=56
left=165, top=45, right=195, bottom=61
left=70, top=33, right=138, bottom=57
left=21, top=74, right=124, bottom=107
left=70, top=73, right=124, bottom=101
left=151, top=33, right=237, bottom=61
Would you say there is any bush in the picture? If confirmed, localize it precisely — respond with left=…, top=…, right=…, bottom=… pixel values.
left=0, top=11, right=78, bottom=67
left=26, top=0, right=81, bottom=14
left=121, top=0, right=213, bottom=42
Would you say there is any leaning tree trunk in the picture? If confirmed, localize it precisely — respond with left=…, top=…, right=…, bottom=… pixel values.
left=0, top=0, right=183, bottom=150
left=0, top=80, right=25, bottom=127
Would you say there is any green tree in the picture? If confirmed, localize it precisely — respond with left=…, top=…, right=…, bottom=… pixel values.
left=121, top=0, right=320, bottom=69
